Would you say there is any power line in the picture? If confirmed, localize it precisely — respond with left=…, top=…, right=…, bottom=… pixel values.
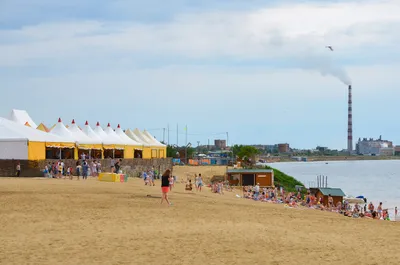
left=146, top=128, right=227, bottom=136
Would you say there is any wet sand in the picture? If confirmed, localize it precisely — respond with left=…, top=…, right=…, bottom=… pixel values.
left=0, top=177, right=399, bottom=265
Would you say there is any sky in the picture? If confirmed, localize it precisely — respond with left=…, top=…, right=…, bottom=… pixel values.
left=1, top=0, right=400, bottom=149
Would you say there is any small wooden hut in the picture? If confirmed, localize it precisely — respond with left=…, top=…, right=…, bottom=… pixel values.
left=226, top=169, right=274, bottom=187
left=311, top=188, right=346, bottom=206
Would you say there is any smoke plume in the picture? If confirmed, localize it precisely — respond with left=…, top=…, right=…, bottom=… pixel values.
left=297, top=51, right=352, bottom=86
left=265, top=31, right=352, bottom=85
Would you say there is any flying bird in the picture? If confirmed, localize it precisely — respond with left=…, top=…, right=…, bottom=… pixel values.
left=325, top=46, right=333, bottom=51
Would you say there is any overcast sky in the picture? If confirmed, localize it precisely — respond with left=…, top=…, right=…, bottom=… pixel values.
left=1, top=0, right=400, bottom=149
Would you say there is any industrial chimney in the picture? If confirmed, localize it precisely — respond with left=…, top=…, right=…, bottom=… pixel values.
left=347, top=85, right=353, bottom=153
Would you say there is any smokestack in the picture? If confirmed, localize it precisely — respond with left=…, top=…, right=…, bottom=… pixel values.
left=347, top=85, right=353, bottom=153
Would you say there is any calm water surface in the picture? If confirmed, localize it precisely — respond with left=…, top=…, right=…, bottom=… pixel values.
left=270, top=160, right=400, bottom=215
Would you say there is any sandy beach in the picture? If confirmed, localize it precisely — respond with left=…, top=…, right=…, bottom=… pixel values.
left=0, top=177, right=399, bottom=265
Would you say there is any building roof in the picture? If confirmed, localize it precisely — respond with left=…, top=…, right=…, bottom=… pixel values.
left=227, top=169, right=273, bottom=174
left=317, top=188, right=346, bottom=197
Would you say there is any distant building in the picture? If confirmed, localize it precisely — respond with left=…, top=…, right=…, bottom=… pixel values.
left=316, top=146, right=329, bottom=152
left=356, top=136, right=394, bottom=156
left=278, top=143, right=290, bottom=153
left=214, top=139, right=226, bottom=149
left=395, top=146, right=400, bottom=156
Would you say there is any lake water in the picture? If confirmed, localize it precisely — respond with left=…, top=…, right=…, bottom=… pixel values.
left=269, top=160, right=400, bottom=217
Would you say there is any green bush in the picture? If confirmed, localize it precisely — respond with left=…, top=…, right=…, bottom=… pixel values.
left=264, top=166, right=304, bottom=192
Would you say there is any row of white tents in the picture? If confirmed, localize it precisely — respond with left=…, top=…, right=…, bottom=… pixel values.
left=0, top=109, right=166, bottom=160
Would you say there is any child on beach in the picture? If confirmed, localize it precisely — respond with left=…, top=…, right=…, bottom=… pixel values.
left=66, top=166, right=71, bottom=179
left=198, top=175, right=203, bottom=192
left=76, top=163, right=82, bottom=180
left=185, top=180, right=193, bottom=191
left=169, top=175, right=174, bottom=191
left=58, top=163, right=63, bottom=179
left=16, top=162, right=21, bottom=177
left=194, top=174, right=199, bottom=191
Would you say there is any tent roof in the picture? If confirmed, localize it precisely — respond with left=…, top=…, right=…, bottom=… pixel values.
left=68, top=119, right=100, bottom=144
left=93, top=122, right=122, bottom=145
left=143, top=130, right=166, bottom=147
left=0, top=117, right=73, bottom=143
left=81, top=121, right=103, bottom=142
left=36, top=123, right=50, bottom=132
left=115, top=125, right=142, bottom=145
left=50, top=118, right=75, bottom=142
left=133, top=129, right=153, bottom=146
left=8, top=109, right=38, bottom=128
left=125, top=129, right=149, bottom=146
left=103, top=123, right=125, bottom=145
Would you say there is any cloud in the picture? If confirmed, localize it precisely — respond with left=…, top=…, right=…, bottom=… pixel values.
left=1, top=0, right=400, bottom=67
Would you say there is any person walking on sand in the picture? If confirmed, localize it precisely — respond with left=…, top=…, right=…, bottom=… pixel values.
left=82, top=161, right=89, bottom=180
left=161, top=169, right=172, bottom=205
left=198, top=174, right=203, bottom=192
left=16, top=162, right=21, bottom=177
left=194, top=174, right=199, bottom=191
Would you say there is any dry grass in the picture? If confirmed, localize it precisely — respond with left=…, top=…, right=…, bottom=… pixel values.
left=0, top=177, right=399, bottom=265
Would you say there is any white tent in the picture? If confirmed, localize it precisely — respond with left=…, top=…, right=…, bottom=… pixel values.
left=115, top=124, right=142, bottom=146
left=93, top=122, right=123, bottom=147
left=103, top=123, right=126, bottom=145
left=7, top=109, right=38, bottom=128
left=81, top=121, right=103, bottom=143
left=93, top=122, right=108, bottom=139
left=143, top=130, right=166, bottom=147
left=133, top=129, right=156, bottom=146
left=50, top=118, right=75, bottom=142
left=125, top=129, right=149, bottom=147
left=68, top=119, right=99, bottom=145
left=0, top=117, right=72, bottom=159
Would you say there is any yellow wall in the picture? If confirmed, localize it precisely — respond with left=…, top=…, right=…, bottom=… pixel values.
left=159, top=147, right=167, bottom=158
left=28, top=141, right=46, bottom=160
left=124, top=146, right=134, bottom=159
left=142, top=147, right=151, bottom=159
left=151, top=148, right=158, bottom=158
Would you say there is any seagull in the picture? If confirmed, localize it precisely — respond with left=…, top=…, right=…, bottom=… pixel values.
left=325, top=46, right=333, bottom=51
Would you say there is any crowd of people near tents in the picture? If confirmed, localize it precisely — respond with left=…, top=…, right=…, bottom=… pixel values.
left=42, top=157, right=124, bottom=180
left=241, top=184, right=398, bottom=221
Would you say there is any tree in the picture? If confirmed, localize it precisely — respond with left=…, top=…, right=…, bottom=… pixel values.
left=237, top=145, right=259, bottom=160
left=232, top=145, right=259, bottom=167
left=167, top=145, right=179, bottom=158
left=166, top=145, right=196, bottom=160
